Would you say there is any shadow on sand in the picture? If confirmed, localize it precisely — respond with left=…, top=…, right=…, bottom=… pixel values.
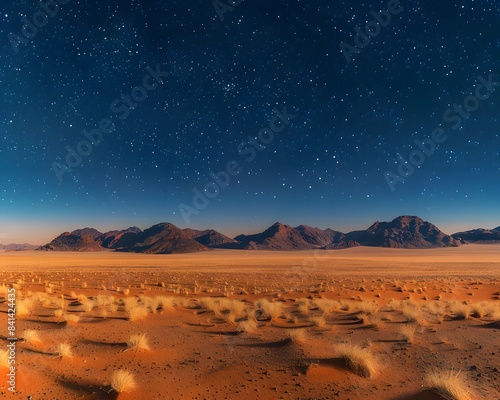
left=79, top=339, right=127, bottom=348
left=389, top=389, right=444, bottom=400
left=56, top=378, right=117, bottom=399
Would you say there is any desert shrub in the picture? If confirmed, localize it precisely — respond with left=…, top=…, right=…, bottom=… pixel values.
left=357, top=300, right=379, bottom=315
left=82, top=299, right=94, bottom=313
left=255, top=299, right=283, bottom=321
left=288, top=328, right=307, bottom=344
left=425, top=370, right=473, bottom=400
left=155, top=296, right=175, bottom=310
left=450, top=302, right=470, bottom=320
left=127, top=306, right=149, bottom=322
left=314, top=299, right=336, bottom=314
left=122, top=297, right=139, bottom=311
left=55, top=343, right=73, bottom=359
left=399, top=324, right=417, bottom=343
left=296, top=298, right=310, bottom=315
left=125, top=333, right=150, bottom=352
left=335, top=343, right=378, bottom=378
left=238, top=318, right=258, bottom=334
left=310, top=316, right=326, bottom=328
left=110, top=369, right=136, bottom=393
left=16, top=299, right=33, bottom=316
left=22, top=329, right=42, bottom=346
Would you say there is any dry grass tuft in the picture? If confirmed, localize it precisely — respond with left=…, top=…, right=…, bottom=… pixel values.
left=297, top=298, right=310, bottom=315
left=63, top=313, right=80, bottom=323
left=95, top=294, right=115, bottom=308
left=288, top=328, right=307, bottom=344
left=399, top=324, right=417, bottom=343
left=314, top=299, right=336, bottom=314
left=127, top=305, right=149, bottom=322
left=469, top=303, right=486, bottom=319
left=16, top=299, right=33, bottom=316
left=110, top=369, right=137, bottom=393
left=82, top=299, right=94, bottom=313
left=335, top=343, right=378, bottom=378
left=155, top=296, right=175, bottom=310
left=310, top=315, right=326, bottom=328
left=399, top=302, right=425, bottom=325
left=22, top=329, right=42, bottom=346
left=123, top=297, right=139, bottom=311
left=425, top=370, right=473, bottom=400
left=255, top=299, right=283, bottom=321
left=450, top=302, right=470, bottom=320
left=357, top=300, right=379, bottom=315
left=125, top=333, right=150, bottom=352
left=238, top=318, right=258, bottom=334
left=55, top=343, right=74, bottom=359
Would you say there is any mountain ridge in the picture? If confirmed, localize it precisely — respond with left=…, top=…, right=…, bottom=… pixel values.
left=451, top=228, right=500, bottom=244
left=21, top=216, right=500, bottom=253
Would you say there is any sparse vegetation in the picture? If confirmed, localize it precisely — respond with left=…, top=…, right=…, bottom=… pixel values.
left=0, top=254, right=498, bottom=399
left=125, top=333, right=150, bottom=352
left=357, top=300, right=379, bottom=315
left=288, top=328, right=306, bottom=344
left=110, top=369, right=137, bottom=393
left=399, top=324, right=417, bottom=343
left=238, top=318, right=258, bottom=333
left=310, top=315, right=326, bottom=328
left=16, top=299, right=33, bottom=316
left=127, top=305, right=149, bottom=322
left=55, top=343, right=74, bottom=359
left=425, top=370, right=473, bottom=400
left=335, top=343, right=378, bottom=378
left=255, top=299, right=283, bottom=321
left=450, top=302, right=470, bottom=320
left=22, top=329, right=42, bottom=346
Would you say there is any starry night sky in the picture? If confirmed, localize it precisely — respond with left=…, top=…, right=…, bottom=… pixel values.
left=1, top=0, right=499, bottom=244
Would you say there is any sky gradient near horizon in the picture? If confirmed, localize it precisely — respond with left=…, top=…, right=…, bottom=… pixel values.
left=1, top=1, right=500, bottom=245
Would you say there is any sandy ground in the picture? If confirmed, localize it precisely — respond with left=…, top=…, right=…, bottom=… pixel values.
left=0, top=245, right=499, bottom=399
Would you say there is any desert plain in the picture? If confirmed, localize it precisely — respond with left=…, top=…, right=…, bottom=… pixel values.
left=0, top=245, right=499, bottom=400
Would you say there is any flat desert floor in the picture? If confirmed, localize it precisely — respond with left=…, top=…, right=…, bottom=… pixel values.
left=0, top=245, right=499, bottom=399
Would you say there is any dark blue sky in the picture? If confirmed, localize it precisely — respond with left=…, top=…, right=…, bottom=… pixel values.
left=1, top=0, right=499, bottom=244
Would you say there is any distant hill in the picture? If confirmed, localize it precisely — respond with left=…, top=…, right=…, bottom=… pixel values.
left=294, top=225, right=358, bottom=249
left=294, top=225, right=340, bottom=247
left=235, top=222, right=316, bottom=250
left=183, top=228, right=240, bottom=248
left=452, top=228, right=500, bottom=243
left=0, top=243, right=38, bottom=251
left=121, top=223, right=211, bottom=254
left=234, top=222, right=359, bottom=250
left=97, top=227, right=142, bottom=249
left=40, top=223, right=210, bottom=254
left=345, top=216, right=460, bottom=248
left=39, top=231, right=105, bottom=252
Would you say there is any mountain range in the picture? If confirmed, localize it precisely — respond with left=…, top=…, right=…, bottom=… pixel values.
left=451, top=226, right=500, bottom=243
left=29, top=215, right=500, bottom=254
